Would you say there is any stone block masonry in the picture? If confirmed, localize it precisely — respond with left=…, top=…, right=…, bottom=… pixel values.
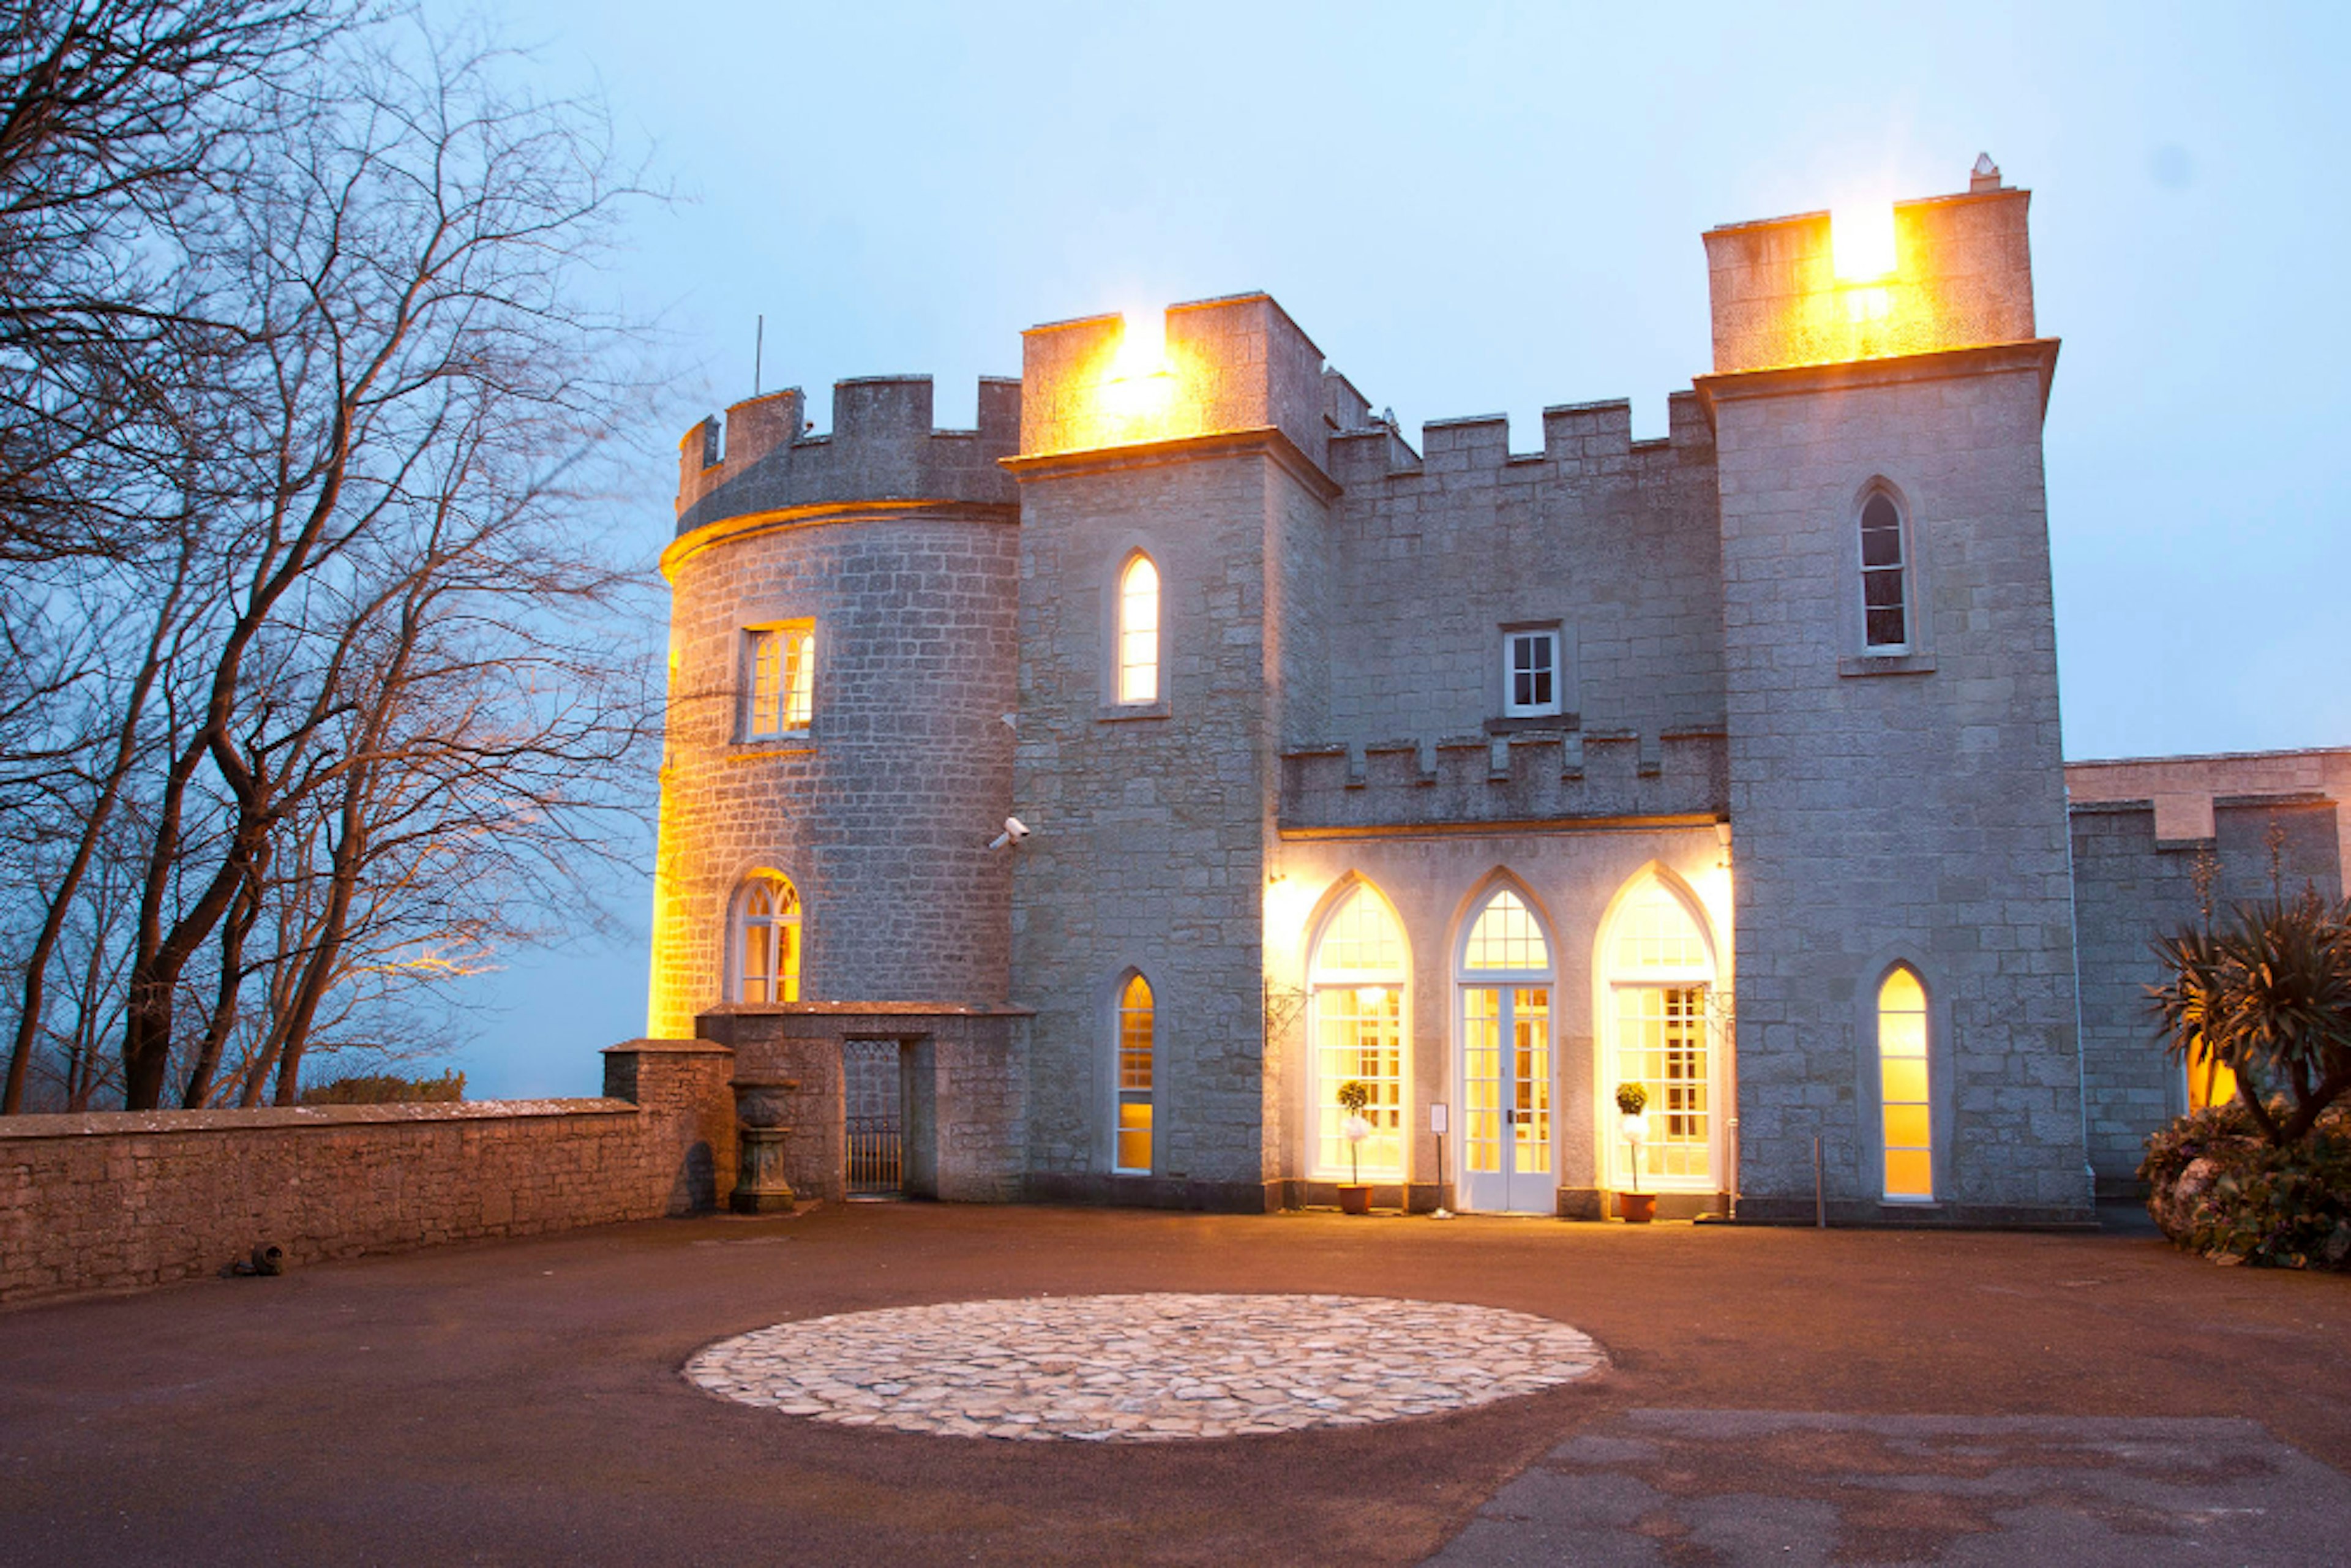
left=2066, top=781, right=2344, bottom=1191
left=0, top=1042, right=733, bottom=1308
left=650, top=374, right=1021, bottom=1038
left=696, top=1004, right=1028, bottom=1204
left=637, top=166, right=2315, bottom=1228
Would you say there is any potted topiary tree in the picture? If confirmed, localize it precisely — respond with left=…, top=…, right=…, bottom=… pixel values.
left=1614, top=1081, right=1655, bottom=1223
left=1337, top=1080, right=1374, bottom=1215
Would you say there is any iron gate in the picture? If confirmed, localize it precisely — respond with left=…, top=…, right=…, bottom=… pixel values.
left=842, top=1038, right=902, bottom=1198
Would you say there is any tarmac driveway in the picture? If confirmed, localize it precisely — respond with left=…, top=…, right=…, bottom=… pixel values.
left=1, top=1203, right=2345, bottom=1566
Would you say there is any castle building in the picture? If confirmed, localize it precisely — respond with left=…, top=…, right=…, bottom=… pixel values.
left=645, top=163, right=2347, bottom=1225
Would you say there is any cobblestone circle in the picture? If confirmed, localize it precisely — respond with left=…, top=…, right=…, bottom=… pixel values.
left=684, top=1292, right=1606, bottom=1441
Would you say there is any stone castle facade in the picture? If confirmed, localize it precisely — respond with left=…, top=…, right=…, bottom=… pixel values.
left=643, top=165, right=2347, bottom=1225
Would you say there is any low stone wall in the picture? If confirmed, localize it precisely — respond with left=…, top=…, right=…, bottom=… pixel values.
left=0, top=1041, right=735, bottom=1308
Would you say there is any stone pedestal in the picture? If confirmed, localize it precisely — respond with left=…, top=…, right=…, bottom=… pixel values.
left=730, top=1078, right=799, bottom=1214
left=732, top=1125, right=797, bottom=1214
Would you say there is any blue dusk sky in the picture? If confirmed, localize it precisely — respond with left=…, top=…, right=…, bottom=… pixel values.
left=444, top=0, right=2350, bottom=1095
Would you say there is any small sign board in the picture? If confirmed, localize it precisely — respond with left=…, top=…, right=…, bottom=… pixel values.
left=1429, top=1102, right=1449, bottom=1135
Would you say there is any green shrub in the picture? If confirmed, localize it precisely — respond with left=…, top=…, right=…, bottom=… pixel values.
left=299, top=1070, right=466, bottom=1106
left=2141, top=1102, right=2351, bottom=1270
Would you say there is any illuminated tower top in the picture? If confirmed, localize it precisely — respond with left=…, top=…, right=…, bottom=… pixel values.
left=1011, top=292, right=1335, bottom=468
left=1701, top=159, right=2039, bottom=375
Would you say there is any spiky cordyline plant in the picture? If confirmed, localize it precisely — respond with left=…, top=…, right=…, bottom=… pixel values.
left=2150, top=889, right=2351, bottom=1146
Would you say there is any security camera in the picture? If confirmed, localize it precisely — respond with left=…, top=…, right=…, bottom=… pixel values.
left=988, top=816, right=1032, bottom=852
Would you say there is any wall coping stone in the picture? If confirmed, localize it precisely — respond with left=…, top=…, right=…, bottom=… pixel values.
left=1000, top=424, right=1340, bottom=501
left=602, top=1037, right=737, bottom=1056
left=2067, top=790, right=2334, bottom=816
left=0, top=1099, right=636, bottom=1141
left=698, top=1001, right=1036, bottom=1018
left=1693, top=339, right=2061, bottom=427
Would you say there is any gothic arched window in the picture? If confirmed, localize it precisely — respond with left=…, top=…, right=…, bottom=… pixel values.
left=1878, top=966, right=1932, bottom=1200
left=1115, top=972, right=1154, bottom=1173
left=1860, top=492, right=1909, bottom=650
left=735, top=872, right=801, bottom=1003
left=1117, top=553, right=1160, bottom=704
left=1601, top=876, right=1716, bottom=1191
left=1308, top=884, right=1408, bottom=1180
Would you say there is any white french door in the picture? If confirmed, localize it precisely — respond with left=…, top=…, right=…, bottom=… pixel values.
left=1458, top=985, right=1553, bottom=1214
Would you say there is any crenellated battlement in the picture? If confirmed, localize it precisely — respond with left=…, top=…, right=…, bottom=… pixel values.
left=673, top=374, right=1021, bottom=537
left=1013, top=293, right=1331, bottom=468
left=1703, top=186, right=2037, bottom=375
left=1325, top=389, right=1713, bottom=489
left=1280, top=727, right=1728, bottom=836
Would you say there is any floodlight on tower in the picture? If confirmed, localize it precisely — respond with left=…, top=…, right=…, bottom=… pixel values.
left=1100, top=306, right=1174, bottom=421
left=1110, top=307, right=1168, bottom=380
left=1830, top=201, right=1897, bottom=282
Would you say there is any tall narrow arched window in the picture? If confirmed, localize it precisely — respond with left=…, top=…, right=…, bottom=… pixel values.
left=1600, top=876, right=1716, bottom=1192
left=1859, top=492, right=1908, bottom=650
left=1878, top=967, right=1932, bottom=1200
left=736, top=873, right=801, bottom=1002
left=1115, top=973, right=1154, bottom=1173
left=1117, top=554, right=1160, bottom=704
left=1309, top=885, right=1408, bottom=1181
left=1457, top=886, right=1554, bottom=1214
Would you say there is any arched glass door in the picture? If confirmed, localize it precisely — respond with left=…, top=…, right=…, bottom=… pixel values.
left=1457, top=887, right=1554, bottom=1214
left=1602, top=877, right=1717, bottom=1193
left=1308, top=885, right=1409, bottom=1181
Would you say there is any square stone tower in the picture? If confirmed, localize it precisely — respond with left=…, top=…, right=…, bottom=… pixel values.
left=1003, top=296, right=1336, bottom=1209
left=1695, top=181, right=2090, bottom=1223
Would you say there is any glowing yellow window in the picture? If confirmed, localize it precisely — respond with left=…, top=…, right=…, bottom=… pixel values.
left=1116, top=974, right=1153, bottom=1172
left=1308, top=887, right=1409, bottom=1180
left=1615, top=985, right=1709, bottom=1182
left=1462, top=889, right=1548, bottom=971
left=1117, top=555, right=1159, bottom=705
left=746, top=624, right=814, bottom=737
left=1879, top=967, right=1931, bottom=1200
left=2186, top=1032, right=2237, bottom=1112
left=738, top=874, right=801, bottom=1003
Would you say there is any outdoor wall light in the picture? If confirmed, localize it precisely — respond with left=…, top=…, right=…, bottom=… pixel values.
left=1831, top=201, right=1897, bottom=282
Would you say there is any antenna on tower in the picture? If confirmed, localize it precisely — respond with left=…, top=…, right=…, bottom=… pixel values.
left=754, top=314, right=764, bottom=397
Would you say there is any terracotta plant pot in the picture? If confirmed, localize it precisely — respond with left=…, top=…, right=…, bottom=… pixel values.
left=1338, top=1185, right=1372, bottom=1215
left=1617, top=1192, right=1657, bottom=1224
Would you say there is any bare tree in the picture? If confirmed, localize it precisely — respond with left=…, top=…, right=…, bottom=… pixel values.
left=0, top=0, right=343, bottom=1111
left=0, top=0, right=337, bottom=563
left=1, top=14, right=665, bottom=1112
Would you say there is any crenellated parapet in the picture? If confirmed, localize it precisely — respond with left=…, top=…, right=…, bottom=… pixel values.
left=1279, top=728, right=1728, bottom=836
left=673, top=374, right=1021, bottom=543
left=1702, top=186, right=2038, bottom=376
left=1013, top=293, right=1330, bottom=470
left=1325, top=390, right=1714, bottom=490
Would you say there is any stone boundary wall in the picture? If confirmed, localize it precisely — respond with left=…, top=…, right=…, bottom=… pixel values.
left=0, top=1041, right=734, bottom=1309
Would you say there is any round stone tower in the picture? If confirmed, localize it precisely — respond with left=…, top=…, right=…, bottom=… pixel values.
left=647, top=375, right=1022, bottom=1037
